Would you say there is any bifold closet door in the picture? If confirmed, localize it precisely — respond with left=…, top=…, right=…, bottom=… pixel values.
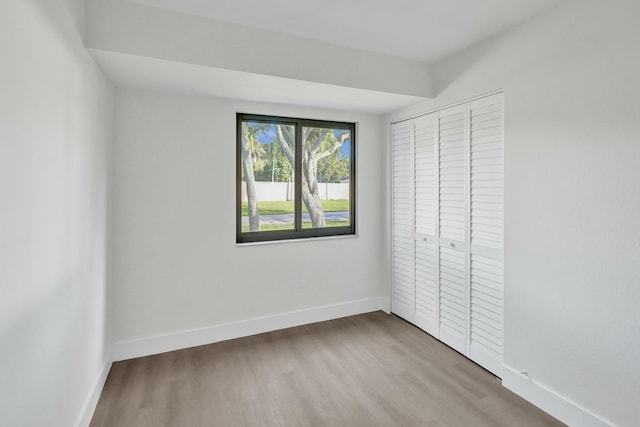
left=468, top=94, right=504, bottom=377
left=413, top=113, right=438, bottom=336
left=391, top=120, right=415, bottom=323
left=390, top=93, right=504, bottom=378
left=437, top=104, right=469, bottom=355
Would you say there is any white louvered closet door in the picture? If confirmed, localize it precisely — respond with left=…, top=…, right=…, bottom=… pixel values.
left=468, top=93, right=504, bottom=376
left=437, top=104, right=469, bottom=355
left=391, top=120, right=415, bottom=323
left=390, top=93, right=504, bottom=378
left=413, top=113, right=438, bottom=336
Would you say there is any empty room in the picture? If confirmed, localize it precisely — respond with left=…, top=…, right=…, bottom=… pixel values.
left=1, top=0, right=639, bottom=426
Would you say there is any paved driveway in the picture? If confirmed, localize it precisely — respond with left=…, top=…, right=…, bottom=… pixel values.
left=241, top=211, right=349, bottom=226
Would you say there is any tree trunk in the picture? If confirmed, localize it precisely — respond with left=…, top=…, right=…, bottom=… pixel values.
left=274, top=124, right=346, bottom=229
left=241, top=126, right=260, bottom=231
left=302, top=154, right=326, bottom=227
left=271, top=152, right=275, bottom=182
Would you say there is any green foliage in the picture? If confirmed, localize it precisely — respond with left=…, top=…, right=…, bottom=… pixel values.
left=312, top=199, right=349, bottom=213
left=317, top=152, right=349, bottom=183
left=303, top=128, right=350, bottom=183
left=254, top=143, right=292, bottom=182
left=244, top=123, right=293, bottom=182
left=304, top=128, right=332, bottom=151
left=242, top=200, right=294, bottom=216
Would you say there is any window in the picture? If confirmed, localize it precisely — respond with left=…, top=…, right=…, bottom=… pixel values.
left=237, top=114, right=356, bottom=243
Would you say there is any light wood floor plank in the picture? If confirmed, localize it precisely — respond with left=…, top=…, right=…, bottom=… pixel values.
left=90, top=312, right=564, bottom=427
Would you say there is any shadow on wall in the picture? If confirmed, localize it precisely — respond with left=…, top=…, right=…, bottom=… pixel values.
left=433, top=38, right=498, bottom=97
left=433, top=2, right=568, bottom=98
left=0, top=275, right=108, bottom=426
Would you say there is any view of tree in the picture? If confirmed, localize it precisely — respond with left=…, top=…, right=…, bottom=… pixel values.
left=241, top=120, right=350, bottom=231
left=254, top=141, right=293, bottom=183
left=317, top=149, right=350, bottom=183
left=274, top=125, right=350, bottom=228
left=241, top=122, right=260, bottom=231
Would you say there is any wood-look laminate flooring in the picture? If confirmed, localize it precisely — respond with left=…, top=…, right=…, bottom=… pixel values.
left=90, top=311, right=564, bottom=427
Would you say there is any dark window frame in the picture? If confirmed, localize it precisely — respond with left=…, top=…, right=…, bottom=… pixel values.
left=236, top=113, right=356, bottom=243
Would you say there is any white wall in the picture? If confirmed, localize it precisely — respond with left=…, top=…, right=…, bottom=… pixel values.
left=112, top=89, right=388, bottom=345
left=388, top=1, right=640, bottom=425
left=0, top=1, right=113, bottom=426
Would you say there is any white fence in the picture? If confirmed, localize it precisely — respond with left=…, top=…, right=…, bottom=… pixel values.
left=241, top=182, right=349, bottom=201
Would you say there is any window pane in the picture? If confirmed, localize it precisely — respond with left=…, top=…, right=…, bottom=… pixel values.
left=237, top=114, right=355, bottom=243
left=302, top=126, right=351, bottom=229
left=241, top=121, right=295, bottom=233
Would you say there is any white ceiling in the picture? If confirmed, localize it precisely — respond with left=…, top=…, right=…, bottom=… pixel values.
left=90, top=50, right=429, bottom=114
left=122, top=0, right=564, bottom=63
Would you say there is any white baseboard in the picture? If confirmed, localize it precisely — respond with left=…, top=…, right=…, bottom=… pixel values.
left=111, top=297, right=390, bottom=362
left=76, top=355, right=113, bottom=427
left=502, top=365, right=612, bottom=427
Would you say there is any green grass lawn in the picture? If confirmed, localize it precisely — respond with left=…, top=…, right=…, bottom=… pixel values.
left=241, top=199, right=348, bottom=216
left=241, top=220, right=349, bottom=233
